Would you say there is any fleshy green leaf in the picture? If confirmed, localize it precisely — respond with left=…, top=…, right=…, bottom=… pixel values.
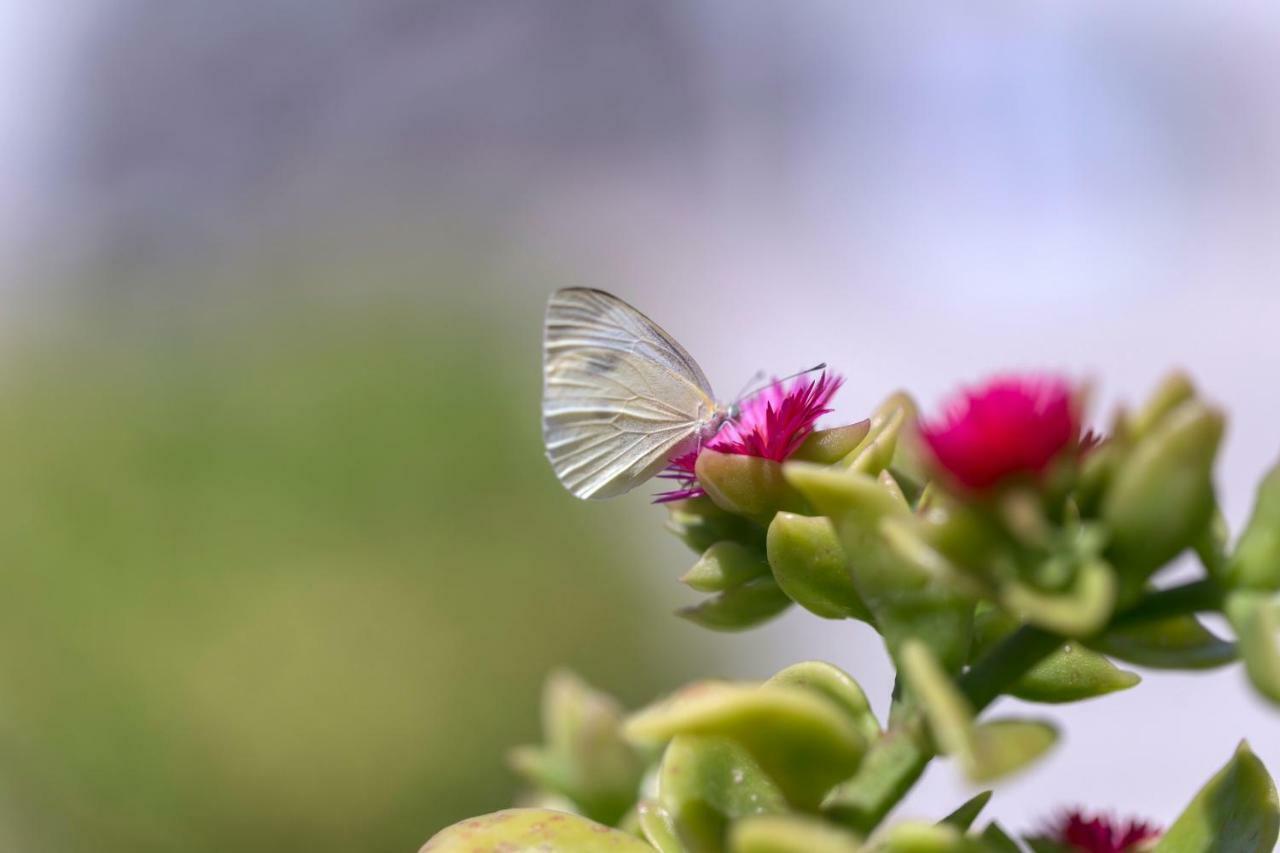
left=422, top=808, right=654, bottom=852
left=677, top=576, right=792, bottom=632
left=999, top=558, right=1117, bottom=638
left=1155, top=741, right=1279, bottom=852
left=901, top=641, right=1056, bottom=783
left=972, top=606, right=1140, bottom=703
left=767, top=513, right=871, bottom=621
left=979, top=822, right=1025, bottom=853
left=785, top=463, right=973, bottom=674
left=697, top=451, right=808, bottom=523
left=765, top=661, right=882, bottom=744
left=880, top=822, right=984, bottom=852
left=1223, top=459, right=1280, bottom=592
left=1092, top=615, right=1236, bottom=670
left=659, top=736, right=788, bottom=853
left=793, top=421, right=872, bottom=465
left=1225, top=591, right=1280, bottom=704
left=1128, top=371, right=1196, bottom=439
left=940, top=790, right=992, bottom=831
left=508, top=670, right=645, bottom=825
left=638, top=800, right=690, bottom=853
left=626, top=682, right=868, bottom=810
left=682, top=541, right=771, bottom=593
left=728, top=814, right=862, bottom=853
left=821, top=731, right=930, bottom=835
left=666, top=496, right=767, bottom=554
left=844, top=407, right=906, bottom=475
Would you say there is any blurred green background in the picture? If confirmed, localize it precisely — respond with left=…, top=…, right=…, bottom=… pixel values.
left=0, top=270, right=710, bottom=852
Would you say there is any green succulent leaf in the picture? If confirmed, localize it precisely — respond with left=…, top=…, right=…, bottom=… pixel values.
left=626, top=682, right=868, bottom=810
left=697, top=451, right=809, bottom=523
left=880, top=822, right=985, bottom=853
left=765, top=661, right=882, bottom=744
left=1155, top=741, right=1279, bottom=852
left=682, top=541, right=772, bottom=593
left=1128, top=372, right=1197, bottom=439
left=901, top=641, right=1056, bottom=783
left=767, top=513, right=872, bottom=621
left=667, top=496, right=768, bottom=554
left=677, top=576, right=792, bottom=632
left=785, top=463, right=973, bottom=674
left=637, top=801, right=690, bottom=853
left=1225, top=591, right=1280, bottom=705
left=1091, top=614, right=1236, bottom=670
left=845, top=406, right=907, bottom=475
left=1223, top=459, right=1280, bottom=592
left=659, top=736, right=788, bottom=853
left=728, top=814, right=862, bottom=853
left=421, top=808, right=654, bottom=852
left=979, top=823, right=1025, bottom=853
left=509, top=670, right=646, bottom=826
left=999, top=558, right=1117, bottom=638
left=972, top=605, right=1140, bottom=703
left=794, top=421, right=873, bottom=465
left=939, top=790, right=992, bottom=831
left=821, top=731, right=930, bottom=835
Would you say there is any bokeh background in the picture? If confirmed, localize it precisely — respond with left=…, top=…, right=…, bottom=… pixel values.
left=1, top=2, right=1279, bottom=849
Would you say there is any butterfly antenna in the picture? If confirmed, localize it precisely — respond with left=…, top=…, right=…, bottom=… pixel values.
left=732, top=369, right=766, bottom=402
left=733, top=362, right=827, bottom=406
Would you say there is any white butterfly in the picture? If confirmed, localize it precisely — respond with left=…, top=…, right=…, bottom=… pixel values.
left=542, top=288, right=729, bottom=499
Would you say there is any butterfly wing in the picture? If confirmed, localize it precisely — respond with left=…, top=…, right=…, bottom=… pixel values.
left=543, top=288, right=718, bottom=499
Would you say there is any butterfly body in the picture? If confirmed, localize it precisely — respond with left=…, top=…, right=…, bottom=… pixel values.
left=542, top=288, right=726, bottom=499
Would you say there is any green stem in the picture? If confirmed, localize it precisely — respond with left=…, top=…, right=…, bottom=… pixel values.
left=825, top=578, right=1223, bottom=833
left=959, top=625, right=1062, bottom=712
left=1108, top=578, right=1224, bottom=629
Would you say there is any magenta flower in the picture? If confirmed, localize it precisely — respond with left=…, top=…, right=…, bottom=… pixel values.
left=655, top=372, right=843, bottom=503
left=920, top=374, right=1080, bottom=492
left=1045, top=808, right=1161, bottom=852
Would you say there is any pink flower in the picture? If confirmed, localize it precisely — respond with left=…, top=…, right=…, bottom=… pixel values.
left=920, top=374, right=1080, bottom=492
left=654, top=372, right=843, bottom=503
left=1045, top=808, right=1161, bottom=853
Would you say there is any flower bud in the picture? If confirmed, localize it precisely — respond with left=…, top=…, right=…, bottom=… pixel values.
left=1102, top=399, right=1224, bottom=599
left=766, top=513, right=872, bottom=622
left=1222, top=459, right=1280, bottom=591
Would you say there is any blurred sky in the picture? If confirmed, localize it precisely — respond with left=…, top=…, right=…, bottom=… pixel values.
left=3, top=0, right=1280, bottom=836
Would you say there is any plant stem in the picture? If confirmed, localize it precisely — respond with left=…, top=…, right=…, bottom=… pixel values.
left=1108, top=578, right=1224, bottom=629
left=825, top=578, right=1224, bottom=832
left=959, top=625, right=1062, bottom=712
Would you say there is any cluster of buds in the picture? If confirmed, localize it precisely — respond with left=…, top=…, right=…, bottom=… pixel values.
left=427, top=371, right=1280, bottom=852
